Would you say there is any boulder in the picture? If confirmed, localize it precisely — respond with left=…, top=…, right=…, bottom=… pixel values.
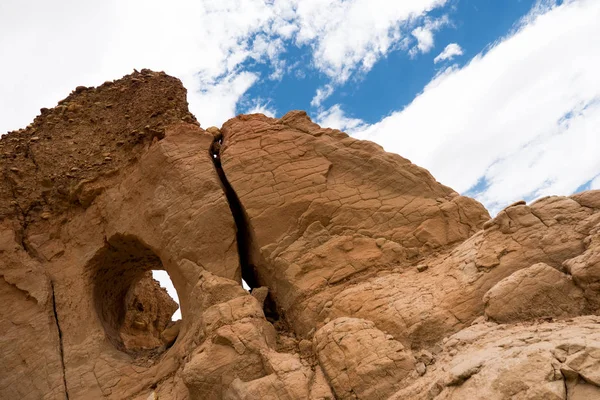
left=483, top=262, right=585, bottom=323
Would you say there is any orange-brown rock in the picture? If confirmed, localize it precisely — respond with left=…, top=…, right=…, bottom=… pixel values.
left=3, top=71, right=600, bottom=399
left=120, top=271, right=179, bottom=351
left=219, top=112, right=490, bottom=339
left=1, top=71, right=238, bottom=399
left=483, top=262, right=584, bottom=323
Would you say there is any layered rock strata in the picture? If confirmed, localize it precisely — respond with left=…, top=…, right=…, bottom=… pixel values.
left=2, top=71, right=600, bottom=400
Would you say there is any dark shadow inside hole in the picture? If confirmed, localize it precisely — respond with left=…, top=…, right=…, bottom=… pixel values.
left=89, top=235, right=180, bottom=357
left=262, top=292, right=280, bottom=323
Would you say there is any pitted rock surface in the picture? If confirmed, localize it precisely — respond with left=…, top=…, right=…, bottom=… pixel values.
left=2, top=71, right=600, bottom=399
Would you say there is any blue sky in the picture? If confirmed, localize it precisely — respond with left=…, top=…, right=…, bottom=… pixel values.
left=1, top=0, right=598, bottom=317
left=240, top=0, right=541, bottom=125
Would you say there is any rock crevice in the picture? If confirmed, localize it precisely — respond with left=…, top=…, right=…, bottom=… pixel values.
left=51, top=282, right=69, bottom=400
left=209, top=129, right=258, bottom=290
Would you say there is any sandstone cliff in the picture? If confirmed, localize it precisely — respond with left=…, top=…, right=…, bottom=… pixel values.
left=1, top=70, right=600, bottom=399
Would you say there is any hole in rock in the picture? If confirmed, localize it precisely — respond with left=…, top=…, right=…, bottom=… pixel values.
left=152, top=270, right=181, bottom=320
left=242, top=279, right=251, bottom=291
left=89, top=235, right=181, bottom=356
left=262, top=292, right=280, bottom=323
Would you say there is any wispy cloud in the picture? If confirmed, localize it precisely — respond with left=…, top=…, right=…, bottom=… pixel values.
left=409, top=15, right=451, bottom=57
left=316, top=105, right=368, bottom=133
left=353, top=0, right=600, bottom=213
left=311, top=84, right=335, bottom=108
left=434, top=43, right=464, bottom=63
left=244, top=99, right=277, bottom=118
left=292, top=0, right=449, bottom=82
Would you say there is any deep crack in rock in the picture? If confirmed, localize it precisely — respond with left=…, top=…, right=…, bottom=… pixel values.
left=51, top=282, right=69, bottom=400
left=210, top=131, right=281, bottom=323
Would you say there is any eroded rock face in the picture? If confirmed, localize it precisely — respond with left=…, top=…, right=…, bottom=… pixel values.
left=314, top=317, right=415, bottom=399
left=2, top=71, right=600, bottom=399
left=120, top=271, right=179, bottom=351
left=483, top=262, right=584, bottom=323
left=219, top=112, right=490, bottom=339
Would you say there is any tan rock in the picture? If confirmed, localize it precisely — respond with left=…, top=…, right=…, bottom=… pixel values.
left=220, top=111, right=490, bottom=338
left=3, top=71, right=600, bottom=400
left=161, top=320, right=182, bottom=347
left=314, top=317, right=415, bottom=399
left=120, top=271, right=179, bottom=351
left=483, top=262, right=585, bottom=323
left=250, top=286, right=269, bottom=305
left=389, top=317, right=600, bottom=400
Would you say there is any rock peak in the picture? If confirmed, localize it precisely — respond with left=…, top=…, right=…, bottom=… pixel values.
left=2, top=71, right=600, bottom=399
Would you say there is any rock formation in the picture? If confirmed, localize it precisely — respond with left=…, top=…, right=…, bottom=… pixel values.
left=1, top=70, right=600, bottom=399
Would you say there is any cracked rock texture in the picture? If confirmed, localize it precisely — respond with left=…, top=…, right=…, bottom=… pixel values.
left=2, top=71, right=600, bottom=399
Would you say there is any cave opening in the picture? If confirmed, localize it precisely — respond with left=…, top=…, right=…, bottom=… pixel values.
left=88, top=235, right=181, bottom=356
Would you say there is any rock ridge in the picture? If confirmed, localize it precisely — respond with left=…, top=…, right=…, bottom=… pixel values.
left=1, top=71, right=600, bottom=399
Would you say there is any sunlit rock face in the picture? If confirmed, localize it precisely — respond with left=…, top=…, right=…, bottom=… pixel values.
left=2, top=71, right=600, bottom=399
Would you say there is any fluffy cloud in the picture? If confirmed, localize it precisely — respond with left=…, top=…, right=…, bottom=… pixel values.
left=411, top=27, right=435, bottom=54
left=592, top=175, right=600, bottom=191
left=188, top=72, right=259, bottom=128
left=293, top=0, right=448, bottom=81
left=434, top=43, right=464, bottom=63
left=0, top=0, right=450, bottom=135
left=409, top=16, right=450, bottom=57
left=311, top=84, right=335, bottom=108
left=316, top=105, right=367, bottom=132
left=244, top=99, right=277, bottom=118
left=355, top=0, right=600, bottom=214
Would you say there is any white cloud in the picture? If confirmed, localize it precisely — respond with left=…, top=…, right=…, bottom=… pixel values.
left=355, top=0, right=600, bottom=214
left=316, top=105, right=367, bottom=133
left=411, top=27, right=435, bottom=55
left=311, top=84, right=335, bottom=108
left=591, top=175, right=600, bottom=191
left=434, top=43, right=464, bottom=63
left=291, top=0, right=448, bottom=81
left=409, top=16, right=450, bottom=57
left=244, top=100, right=277, bottom=118
left=188, top=72, right=259, bottom=128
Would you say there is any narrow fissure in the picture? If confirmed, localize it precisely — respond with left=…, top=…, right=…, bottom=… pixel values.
left=209, top=133, right=280, bottom=323
left=51, top=282, right=69, bottom=400
left=210, top=134, right=259, bottom=289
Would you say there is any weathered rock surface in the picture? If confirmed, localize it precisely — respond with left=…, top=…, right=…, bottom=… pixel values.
left=483, top=262, right=584, bottom=323
left=120, top=271, right=179, bottom=351
left=390, top=316, right=600, bottom=400
left=220, top=112, right=490, bottom=340
left=314, top=317, right=414, bottom=399
left=2, top=71, right=600, bottom=399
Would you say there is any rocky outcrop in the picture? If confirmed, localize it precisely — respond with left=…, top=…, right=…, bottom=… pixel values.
left=483, top=262, right=585, bottom=323
left=2, top=71, right=600, bottom=399
left=390, top=316, right=600, bottom=399
left=219, top=112, right=489, bottom=341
